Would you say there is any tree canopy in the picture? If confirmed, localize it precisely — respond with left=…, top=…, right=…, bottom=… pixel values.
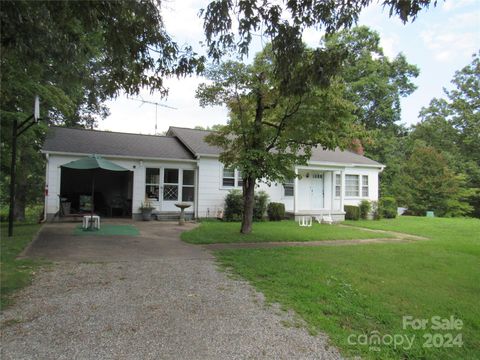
left=0, top=0, right=204, bottom=219
left=197, top=44, right=360, bottom=232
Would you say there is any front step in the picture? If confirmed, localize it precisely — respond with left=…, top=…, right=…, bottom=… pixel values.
left=152, top=211, right=194, bottom=221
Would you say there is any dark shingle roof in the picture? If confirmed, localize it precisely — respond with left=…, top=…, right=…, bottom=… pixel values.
left=309, top=146, right=382, bottom=166
left=167, top=127, right=221, bottom=155
left=42, top=127, right=194, bottom=160
left=168, top=126, right=382, bottom=166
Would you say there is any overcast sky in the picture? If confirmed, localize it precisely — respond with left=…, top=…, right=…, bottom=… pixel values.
left=98, top=0, right=480, bottom=135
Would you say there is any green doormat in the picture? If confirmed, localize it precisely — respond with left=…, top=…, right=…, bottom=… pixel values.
left=74, top=224, right=139, bottom=236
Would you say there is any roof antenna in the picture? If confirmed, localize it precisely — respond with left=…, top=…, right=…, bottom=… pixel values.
left=130, top=96, right=177, bottom=135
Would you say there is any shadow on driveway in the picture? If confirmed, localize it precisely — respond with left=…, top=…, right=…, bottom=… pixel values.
left=21, top=220, right=212, bottom=262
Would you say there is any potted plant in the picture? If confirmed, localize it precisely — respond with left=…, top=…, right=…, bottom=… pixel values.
left=139, top=200, right=155, bottom=221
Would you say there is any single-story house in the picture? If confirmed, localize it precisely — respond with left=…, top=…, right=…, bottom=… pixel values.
left=42, top=126, right=384, bottom=221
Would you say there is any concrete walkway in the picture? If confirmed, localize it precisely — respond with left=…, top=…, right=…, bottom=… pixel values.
left=1, top=221, right=341, bottom=360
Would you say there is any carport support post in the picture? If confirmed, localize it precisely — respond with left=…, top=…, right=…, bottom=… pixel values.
left=8, top=119, right=18, bottom=237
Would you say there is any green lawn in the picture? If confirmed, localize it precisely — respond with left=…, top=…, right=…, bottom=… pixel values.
left=216, top=217, right=480, bottom=359
left=181, top=220, right=393, bottom=244
left=1, top=222, right=44, bottom=309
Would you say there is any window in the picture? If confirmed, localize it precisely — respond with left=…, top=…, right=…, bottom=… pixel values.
left=345, top=174, right=359, bottom=197
left=222, top=167, right=235, bottom=187
left=222, top=167, right=244, bottom=187
left=283, top=179, right=294, bottom=196
left=335, top=174, right=341, bottom=197
left=146, top=168, right=160, bottom=200
left=362, top=175, right=369, bottom=197
left=182, top=170, right=195, bottom=202
left=163, top=169, right=179, bottom=201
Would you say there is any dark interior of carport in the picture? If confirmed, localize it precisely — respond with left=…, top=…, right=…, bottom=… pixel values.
left=60, top=168, right=133, bottom=217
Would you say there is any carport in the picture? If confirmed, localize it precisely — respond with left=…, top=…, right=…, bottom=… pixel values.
left=60, top=165, right=133, bottom=218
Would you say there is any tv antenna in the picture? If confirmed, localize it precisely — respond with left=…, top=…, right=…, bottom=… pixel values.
left=130, top=96, right=177, bottom=135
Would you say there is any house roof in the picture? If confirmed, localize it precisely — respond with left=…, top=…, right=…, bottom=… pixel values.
left=43, top=126, right=383, bottom=167
left=168, top=126, right=382, bottom=167
left=308, top=146, right=382, bottom=166
left=42, top=127, right=194, bottom=160
left=167, top=126, right=221, bottom=155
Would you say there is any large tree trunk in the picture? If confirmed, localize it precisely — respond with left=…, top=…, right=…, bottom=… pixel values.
left=240, top=176, right=255, bottom=234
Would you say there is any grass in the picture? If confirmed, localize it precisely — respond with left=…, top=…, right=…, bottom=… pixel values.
left=215, top=217, right=480, bottom=359
left=181, top=220, right=393, bottom=244
left=73, top=224, right=139, bottom=236
left=1, top=222, right=44, bottom=309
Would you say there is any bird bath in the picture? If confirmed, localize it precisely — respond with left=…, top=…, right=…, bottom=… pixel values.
left=175, top=203, right=191, bottom=225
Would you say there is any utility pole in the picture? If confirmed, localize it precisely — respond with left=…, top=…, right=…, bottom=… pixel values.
left=130, top=96, right=176, bottom=135
left=8, top=96, right=41, bottom=237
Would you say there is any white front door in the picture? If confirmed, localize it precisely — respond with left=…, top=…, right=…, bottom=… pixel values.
left=310, top=172, right=324, bottom=209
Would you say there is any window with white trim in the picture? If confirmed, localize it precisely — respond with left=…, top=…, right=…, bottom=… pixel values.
left=145, top=168, right=160, bottom=200
left=283, top=179, right=294, bottom=196
left=222, top=167, right=235, bottom=187
left=222, top=167, right=244, bottom=188
left=335, top=174, right=341, bottom=197
left=345, top=174, right=359, bottom=197
left=362, top=175, right=369, bottom=197
left=182, top=170, right=195, bottom=202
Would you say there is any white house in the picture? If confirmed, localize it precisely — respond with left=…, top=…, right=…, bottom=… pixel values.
left=42, top=126, right=384, bottom=221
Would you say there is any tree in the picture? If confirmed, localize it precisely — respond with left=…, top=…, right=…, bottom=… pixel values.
left=201, top=0, right=437, bottom=76
left=411, top=53, right=480, bottom=216
left=0, top=0, right=204, bottom=219
left=402, top=143, right=473, bottom=217
left=197, top=46, right=359, bottom=233
left=324, top=26, right=419, bottom=132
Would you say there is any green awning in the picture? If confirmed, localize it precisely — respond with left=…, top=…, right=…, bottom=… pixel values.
left=61, top=154, right=128, bottom=172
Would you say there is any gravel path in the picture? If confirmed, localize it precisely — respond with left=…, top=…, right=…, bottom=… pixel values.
left=1, top=257, right=341, bottom=359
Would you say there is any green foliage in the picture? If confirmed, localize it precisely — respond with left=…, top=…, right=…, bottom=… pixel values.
left=324, top=26, right=419, bottom=132
left=344, top=205, right=360, bottom=220
left=253, top=191, right=269, bottom=221
left=402, top=144, right=471, bottom=217
left=411, top=52, right=480, bottom=217
left=198, top=45, right=360, bottom=232
left=224, top=190, right=269, bottom=222
left=359, top=200, right=371, bottom=220
left=215, top=217, right=480, bottom=359
left=267, top=202, right=286, bottom=221
left=370, top=201, right=382, bottom=220
left=1, top=0, right=204, bottom=220
left=379, top=196, right=398, bottom=219
left=224, top=190, right=243, bottom=222
left=201, top=0, right=435, bottom=70
left=1, top=222, right=43, bottom=308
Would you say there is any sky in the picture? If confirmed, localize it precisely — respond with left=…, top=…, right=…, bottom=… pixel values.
left=99, top=0, right=480, bottom=135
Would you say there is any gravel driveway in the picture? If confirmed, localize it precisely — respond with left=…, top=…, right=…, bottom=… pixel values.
left=1, top=222, right=341, bottom=359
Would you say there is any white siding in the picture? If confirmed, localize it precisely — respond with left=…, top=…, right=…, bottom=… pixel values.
left=45, top=154, right=195, bottom=218
left=196, top=157, right=231, bottom=217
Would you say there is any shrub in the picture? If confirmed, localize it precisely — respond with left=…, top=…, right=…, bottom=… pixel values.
left=267, top=202, right=285, bottom=221
left=359, top=200, right=371, bottom=220
left=344, top=205, right=360, bottom=220
left=380, top=196, right=397, bottom=219
left=224, top=190, right=243, bottom=221
left=253, top=191, right=269, bottom=221
left=224, top=190, right=270, bottom=222
left=371, top=201, right=382, bottom=220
